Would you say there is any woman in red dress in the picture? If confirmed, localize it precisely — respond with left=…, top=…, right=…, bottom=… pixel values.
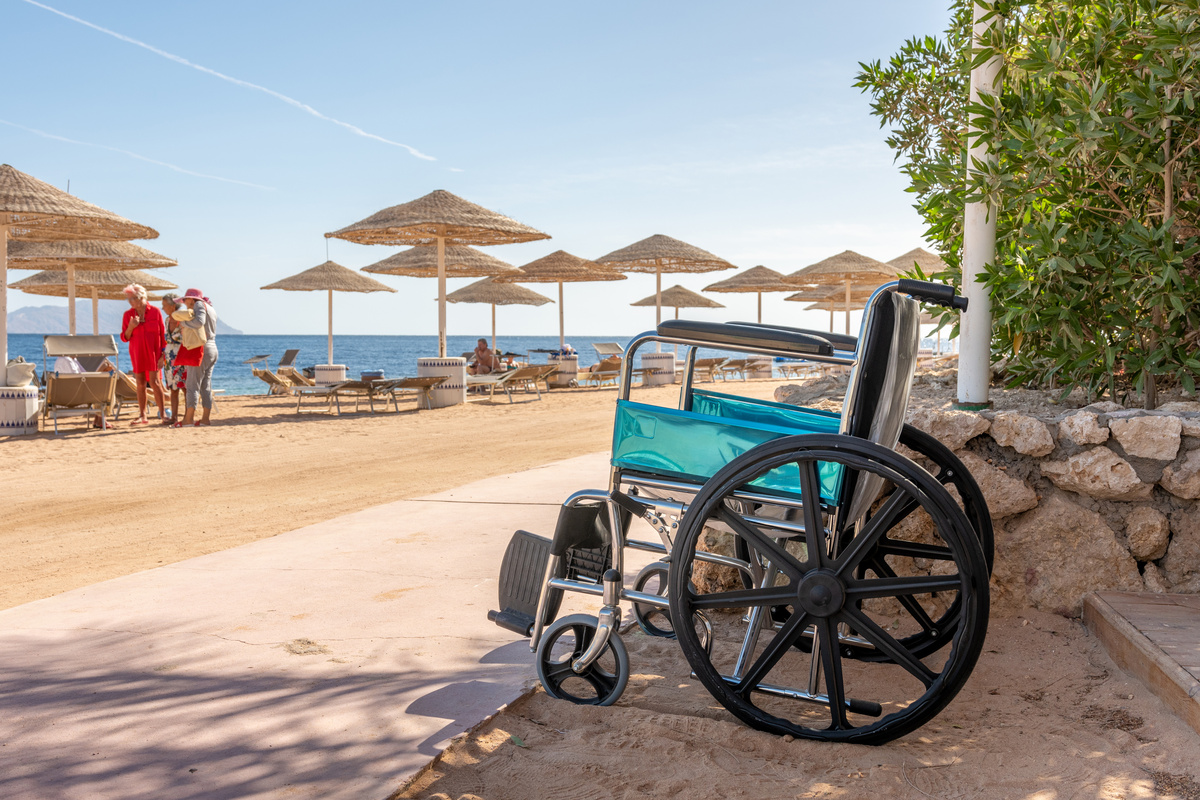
left=121, top=283, right=167, bottom=426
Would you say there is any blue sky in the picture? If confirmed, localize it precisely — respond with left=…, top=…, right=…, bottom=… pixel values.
left=3, top=0, right=952, bottom=337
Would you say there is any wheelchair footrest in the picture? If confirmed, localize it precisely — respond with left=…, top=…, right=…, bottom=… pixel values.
left=489, top=530, right=552, bottom=638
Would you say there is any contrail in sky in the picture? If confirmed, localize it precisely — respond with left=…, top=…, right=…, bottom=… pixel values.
left=20, top=0, right=436, bottom=162
left=0, top=119, right=277, bottom=190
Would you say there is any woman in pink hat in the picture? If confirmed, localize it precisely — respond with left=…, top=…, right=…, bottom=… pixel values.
left=169, top=288, right=220, bottom=426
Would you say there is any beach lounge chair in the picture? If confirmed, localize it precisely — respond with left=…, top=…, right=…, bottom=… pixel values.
left=295, top=382, right=344, bottom=414
left=277, top=349, right=300, bottom=370
left=576, top=358, right=622, bottom=387
left=592, top=342, right=624, bottom=359
left=691, top=357, right=728, bottom=382
left=372, top=376, right=448, bottom=411
left=714, top=358, right=752, bottom=380
left=466, top=365, right=548, bottom=403
left=277, top=366, right=315, bottom=388
left=43, top=371, right=117, bottom=434
left=252, top=367, right=295, bottom=395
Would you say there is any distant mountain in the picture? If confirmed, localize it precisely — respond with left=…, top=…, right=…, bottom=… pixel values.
left=7, top=302, right=243, bottom=335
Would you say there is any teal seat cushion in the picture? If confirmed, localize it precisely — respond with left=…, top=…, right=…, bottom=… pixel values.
left=611, top=392, right=844, bottom=501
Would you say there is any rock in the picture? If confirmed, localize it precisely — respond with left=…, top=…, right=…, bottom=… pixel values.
left=1162, top=510, right=1200, bottom=589
left=1040, top=448, right=1153, bottom=501
left=1124, top=506, right=1170, bottom=561
left=1143, top=563, right=1170, bottom=593
left=1180, top=416, right=1200, bottom=438
left=1058, top=412, right=1110, bottom=445
left=1109, top=415, right=1182, bottom=460
left=1084, top=401, right=1125, bottom=413
left=906, top=408, right=990, bottom=451
left=994, top=493, right=1142, bottom=616
left=990, top=412, right=1056, bottom=456
left=1160, top=449, right=1200, bottom=500
left=774, top=376, right=844, bottom=407
left=956, top=451, right=1038, bottom=519
left=693, top=526, right=742, bottom=595
left=1159, top=401, right=1200, bottom=413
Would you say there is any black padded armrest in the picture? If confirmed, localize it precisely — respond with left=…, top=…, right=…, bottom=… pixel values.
left=657, top=319, right=834, bottom=356
left=729, top=321, right=858, bottom=352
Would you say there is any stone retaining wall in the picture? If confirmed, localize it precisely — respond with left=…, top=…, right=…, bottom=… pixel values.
left=903, top=401, right=1200, bottom=617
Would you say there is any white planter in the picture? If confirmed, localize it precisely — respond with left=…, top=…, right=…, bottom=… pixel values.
left=418, top=357, right=467, bottom=408
left=314, top=364, right=347, bottom=386
left=547, top=353, right=578, bottom=387
left=641, top=352, right=676, bottom=385
left=0, top=385, right=40, bottom=436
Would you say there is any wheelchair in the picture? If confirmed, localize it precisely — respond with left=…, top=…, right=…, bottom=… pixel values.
left=488, top=279, right=992, bottom=745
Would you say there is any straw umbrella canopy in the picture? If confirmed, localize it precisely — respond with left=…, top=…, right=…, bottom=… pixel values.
left=631, top=284, right=725, bottom=320
left=8, top=269, right=178, bottom=334
left=492, top=250, right=626, bottom=349
left=445, top=277, right=553, bottom=353
left=703, top=265, right=793, bottom=324
left=260, top=261, right=396, bottom=365
left=6, top=239, right=178, bottom=335
left=325, top=190, right=549, bottom=358
left=887, top=247, right=950, bottom=275
left=786, top=284, right=874, bottom=333
left=1, top=164, right=158, bottom=367
left=362, top=244, right=521, bottom=279
left=784, top=250, right=896, bottom=335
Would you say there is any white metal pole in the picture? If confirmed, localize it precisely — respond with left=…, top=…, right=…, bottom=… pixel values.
left=558, top=281, right=565, bottom=349
left=437, top=235, right=447, bottom=358
left=67, top=264, right=77, bottom=335
left=491, top=304, right=496, bottom=354
left=327, top=289, right=334, bottom=365
left=92, top=287, right=100, bottom=335
left=655, top=267, right=663, bottom=353
left=959, top=0, right=1001, bottom=406
left=0, top=225, right=7, bottom=374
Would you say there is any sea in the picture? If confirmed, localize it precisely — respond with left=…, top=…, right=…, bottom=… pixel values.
left=7, top=333, right=655, bottom=396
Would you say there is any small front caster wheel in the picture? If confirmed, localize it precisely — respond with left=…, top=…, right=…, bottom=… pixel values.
left=633, top=562, right=674, bottom=638
left=535, top=614, right=630, bottom=706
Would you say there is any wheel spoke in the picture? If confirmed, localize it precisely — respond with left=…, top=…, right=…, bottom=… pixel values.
left=687, top=584, right=796, bottom=610
left=861, top=557, right=938, bottom=634
left=833, top=488, right=915, bottom=576
left=842, top=607, right=937, bottom=687
left=876, top=538, right=954, bottom=561
left=734, top=609, right=810, bottom=696
left=798, top=459, right=827, bottom=570
left=716, top=506, right=805, bottom=581
left=583, top=668, right=617, bottom=699
left=817, top=617, right=850, bottom=730
left=543, top=659, right=576, bottom=682
left=846, top=573, right=963, bottom=600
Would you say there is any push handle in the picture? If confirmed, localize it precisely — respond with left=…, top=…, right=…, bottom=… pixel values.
left=897, top=279, right=969, bottom=311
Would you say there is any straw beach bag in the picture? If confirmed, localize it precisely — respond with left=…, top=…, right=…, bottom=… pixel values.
left=6, top=357, right=36, bottom=387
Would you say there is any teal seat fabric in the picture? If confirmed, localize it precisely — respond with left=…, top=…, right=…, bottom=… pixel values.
left=611, top=393, right=844, bottom=501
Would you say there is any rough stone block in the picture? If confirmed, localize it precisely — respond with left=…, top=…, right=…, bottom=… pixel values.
left=906, top=408, right=990, bottom=451
left=1143, top=562, right=1169, bottom=593
left=1109, top=415, right=1182, bottom=460
left=956, top=451, right=1038, bottom=519
left=1162, top=510, right=1200, bottom=589
left=1161, top=449, right=1200, bottom=500
left=1040, top=447, right=1153, bottom=501
left=1058, top=411, right=1109, bottom=445
left=990, top=412, right=1056, bottom=456
left=1124, top=506, right=1170, bottom=561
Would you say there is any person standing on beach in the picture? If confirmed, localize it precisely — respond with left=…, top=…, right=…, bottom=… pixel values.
left=171, top=288, right=220, bottom=427
left=120, top=283, right=166, bottom=426
left=159, top=293, right=187, bottom=424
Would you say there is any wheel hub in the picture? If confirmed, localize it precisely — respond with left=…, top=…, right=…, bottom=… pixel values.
left=796, top=571, right=845, bottom=617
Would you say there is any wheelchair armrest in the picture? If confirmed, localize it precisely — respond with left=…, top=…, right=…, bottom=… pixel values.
left=729, top=321, right=859, bottom=352
left=657, top=319, right=834, bottom=356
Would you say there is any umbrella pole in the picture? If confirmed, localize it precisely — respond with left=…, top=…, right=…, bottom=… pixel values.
left=437, top=235, right=447, bottom=358
left=844, top=280, right=851, bottom=336
left=655, top=266, right=662, bottom=353
left=0, top=225, right=7, bottom=370
left=491, top=304, right=496, bottom=354
left=558, top=281, right=565, bottom=350
left=829, top=305, right=834, bottom=333
left=68, top=264, right=77, bottom=336
left=758, top=292, right=763, bottom=324
left=327, top=289, right=334, bottom=365
left=92, top=288, right=100, bottom=335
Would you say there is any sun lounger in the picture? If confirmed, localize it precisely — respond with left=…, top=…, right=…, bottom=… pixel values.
left=294, top=382, right=343, bottom=414
left=467, top=365, right=548, bottom=403
left=43, top=371, right=117, bottom=434
left=370, top=376, right=448, bottom=411
left=691, top=357, right=728, bottom=382
left=277, top=366, right=315, bottom=388
left=252, top=367, right=295, bottom=395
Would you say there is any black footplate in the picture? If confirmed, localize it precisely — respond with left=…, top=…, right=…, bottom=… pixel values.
left=488, top=530, right=554, bottom=637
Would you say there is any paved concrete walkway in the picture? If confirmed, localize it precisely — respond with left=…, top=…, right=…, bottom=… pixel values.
left=0, top=452, right=611, bottom=800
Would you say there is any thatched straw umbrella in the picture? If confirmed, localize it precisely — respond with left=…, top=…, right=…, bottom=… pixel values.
left=492, top=250, right=625, bottom=349
left=595, top=234, right=735, bottom=330
left=6, top=239, right=177, bottom=335
left=1, top=164, right=157, bottom=369
left=783, top=250, right=896, bottom=335
left=631, top=284, right=725, bottom=320
left=8, top=269, right=178, bottom=334
left=325, top=190, right=549, bottom=358
left=261, top=261, right=397, bottom=367
left=786, top=284, right=874, bottom=333
left=887, top=247, right=950, bottom=275
left=703, top=265, right=792, bottom=324
left=362, top=244, right=521, bottom=279
left=445, top=277, right=553, bottom=353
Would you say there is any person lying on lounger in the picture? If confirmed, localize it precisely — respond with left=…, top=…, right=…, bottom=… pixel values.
left=468, top=338, right=500, bottom=375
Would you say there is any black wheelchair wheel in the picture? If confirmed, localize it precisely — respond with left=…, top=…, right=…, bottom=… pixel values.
left=669, top=434, right=989, bottom=745
left=735, top=423, right=994, bottom=661
left=632, top=562, right=675, bottom=638
left=535, top=614, right=630, bottom=707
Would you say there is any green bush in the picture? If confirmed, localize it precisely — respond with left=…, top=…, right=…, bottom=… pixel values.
left=856, top=0, right=1200, bottom=405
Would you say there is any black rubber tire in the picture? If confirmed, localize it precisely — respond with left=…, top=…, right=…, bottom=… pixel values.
left=535, top=614, right=630, bottom=707
left=633, top=562, right=675, bottom=638
left=668, top=433, right=989, bottom=745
